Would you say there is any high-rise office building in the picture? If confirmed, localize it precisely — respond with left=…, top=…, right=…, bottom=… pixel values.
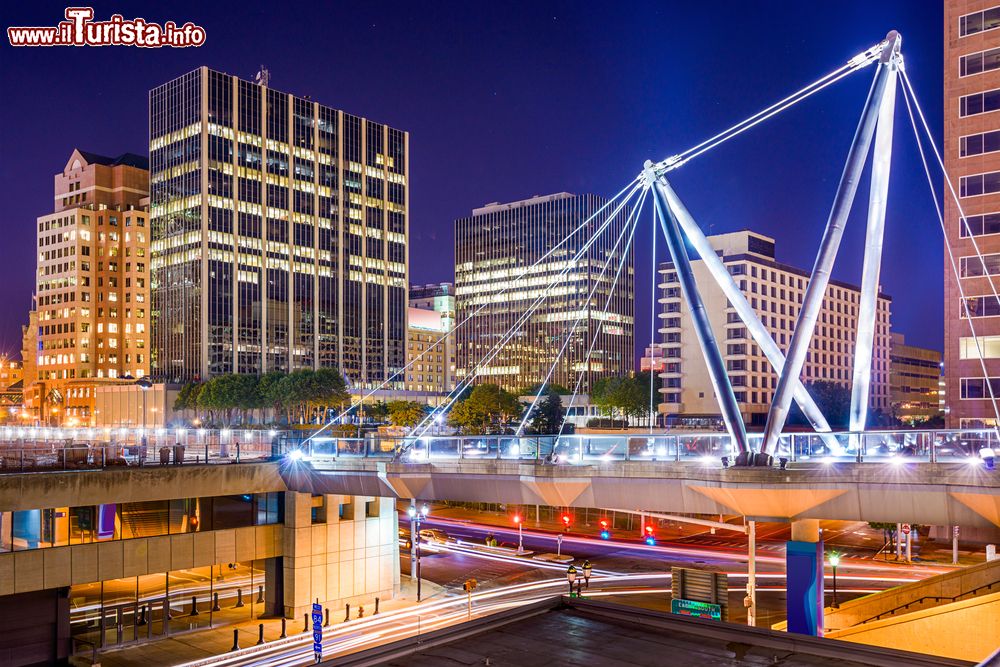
left=455, top=193, right=634, bottom=393
left=944, top=2, right=1000, bottom=427
left=889, top=332, right=943, bottom=424
left=150, top=67, right=408, bottom=385
left=31, top=149, right=150, bottom=425
left=657, top=230, right=891, bottom=427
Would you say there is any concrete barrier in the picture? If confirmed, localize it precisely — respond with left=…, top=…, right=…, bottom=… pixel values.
left=825, top=592, right=1000, bottom=662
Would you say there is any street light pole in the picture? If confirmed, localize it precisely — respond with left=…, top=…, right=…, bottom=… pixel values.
left=408, top=503, right=429, bottom=602
left=513, top=514, right=523, bottom=554
left=829, top=552, right=840, bottom=609
left=565, top=565, right=577, bottom=597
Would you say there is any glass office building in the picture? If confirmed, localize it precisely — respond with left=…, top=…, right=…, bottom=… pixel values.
left=455, top=193, right=634, bottom=392
left=150, top=68, right=408, bottom=385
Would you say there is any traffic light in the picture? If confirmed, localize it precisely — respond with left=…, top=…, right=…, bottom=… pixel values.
left=561, top=514, right=571, bottom=530
left=644, top=524, right=656, bottom=545
left=599, top=518, right=610, bottom=540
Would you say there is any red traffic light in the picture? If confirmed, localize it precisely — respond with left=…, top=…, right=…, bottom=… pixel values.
left=599, top=519, right=609, bottom=529
left=644, top=525, right=654, bottom=535
left=513, top=514, right=522, bottom=524
left=562, top=514, right=571, bottom=525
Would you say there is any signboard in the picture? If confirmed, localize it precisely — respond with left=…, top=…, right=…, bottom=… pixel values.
left=902, top=523, right=911, bottom=535
left=671, top=598, right=722, bottom=620
left=311, top=602, right=323, bottom=657
left=671, top=567, right=728, bottom=621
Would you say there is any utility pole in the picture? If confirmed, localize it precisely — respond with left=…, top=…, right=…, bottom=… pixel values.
left=953, top=526, right=960, bottom=565
left=746, top=519, right=756, bottom=627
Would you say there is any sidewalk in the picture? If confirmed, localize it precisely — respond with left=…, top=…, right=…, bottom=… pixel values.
left=77, top=577, right=442, bottom=667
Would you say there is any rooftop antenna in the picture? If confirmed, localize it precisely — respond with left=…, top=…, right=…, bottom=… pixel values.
left=254, top=66, right=270, bottom=88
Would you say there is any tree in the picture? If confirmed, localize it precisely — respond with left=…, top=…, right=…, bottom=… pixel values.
left=788, top=381, right=852, bottom=429
left=387, top=400, right=427, bottom=428
left=257, top=371, right=286, bottom=423
left=517, top=382, right=570, bottom=396
left=448, top=384, right=522, bottom=434
left=528, top=390, right=564, bottom=434
left=591, top=375, right=646, bottom=423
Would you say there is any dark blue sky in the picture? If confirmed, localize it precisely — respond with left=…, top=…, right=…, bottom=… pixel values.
left=0, top=1, right=945, bottom=362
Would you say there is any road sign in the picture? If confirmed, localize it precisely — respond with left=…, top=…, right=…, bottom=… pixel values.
left=312, top=602, right=323, bottom=660
left=902, top=523, right=911, bottom=535
left=671, top=598, right=722, bottom=620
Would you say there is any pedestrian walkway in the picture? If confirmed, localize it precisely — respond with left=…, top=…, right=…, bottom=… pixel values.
left=75, top=578, right=440, bottom=667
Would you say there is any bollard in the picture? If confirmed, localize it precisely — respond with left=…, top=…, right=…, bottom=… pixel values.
left=324, top=607, right=330, bottom=627
left=280, top=617, right=287, bottom=639
left=344, top=603, right=350, bottom=622
left=374, top=597, right=380, bottom=615
left=358, top=605, right=365, bottom=618
left=303, top=613, right=309, bottom=633
left=235, top=589, right=245, bottom=608
left=230, top=628, right=239, bottom=652
left=257, top=584, right=265, bottom=604
left=190, top=596, right=199, bottom=616
left=212, top=592, right=221, bottom=612
left=256, top=623, right=264, bottom=645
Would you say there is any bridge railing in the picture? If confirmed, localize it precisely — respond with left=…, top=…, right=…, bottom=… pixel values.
left=0, top=426, right=283, bottom=473
left=2, top=426, right=996, bottom=470
left=289, top=428, right=999, bottom=465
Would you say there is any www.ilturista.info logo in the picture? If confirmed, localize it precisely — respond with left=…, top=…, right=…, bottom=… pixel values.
left=8, top=7, right=206, bottom=47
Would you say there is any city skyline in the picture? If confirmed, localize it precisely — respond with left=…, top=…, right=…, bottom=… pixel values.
left=0, top=2, right=946, bottom=365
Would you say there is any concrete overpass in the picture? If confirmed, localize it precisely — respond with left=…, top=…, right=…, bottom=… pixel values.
left=287, top=458, right=1000, bottom=530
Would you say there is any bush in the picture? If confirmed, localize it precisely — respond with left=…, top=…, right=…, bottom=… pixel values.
left=586, top=417, right=628, bottom=429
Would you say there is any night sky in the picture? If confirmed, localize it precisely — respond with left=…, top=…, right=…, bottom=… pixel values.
left=0, top=1, right=945, bottom=364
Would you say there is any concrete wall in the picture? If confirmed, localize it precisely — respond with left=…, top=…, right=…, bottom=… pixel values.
left=825, top=592, right=1000, bottom=662
left=0, top=525, right=283, bottom=596
left=0, top=462, right=287, bottom=511
left=821, top=558, right=1000, bottom=631
left=282, top=492, right=398, bottom=619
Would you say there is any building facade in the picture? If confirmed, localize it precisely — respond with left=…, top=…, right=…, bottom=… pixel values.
left=657, top=230, right=891, bottom=427
left=31, top=150, right=151, bottom=426
left=944, top=1, right=1000, bottom=427
left=0, top=461, right=398, bottom=662
left=405, top=306, right=455, bottom=393
left=455, top=193, right=634, bottom=393
left=410, top=282, right=456, bottom=331
left=889, top=332, right=943, bottom=424
left=150, top=67, right=408, bottom=386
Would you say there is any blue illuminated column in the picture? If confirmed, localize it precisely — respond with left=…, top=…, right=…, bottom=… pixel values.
left=786, top=519, right=824, bottom=636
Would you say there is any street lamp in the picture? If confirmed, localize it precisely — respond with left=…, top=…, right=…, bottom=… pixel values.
left=513, top=513, right=524, bottom=554
left=566, top=565, right=577, bottom=597
left=828, top=552, right=841, bottom=609
left=408, top=503, right=430, bottom=602
left=582, top=559, right=592, bottom=588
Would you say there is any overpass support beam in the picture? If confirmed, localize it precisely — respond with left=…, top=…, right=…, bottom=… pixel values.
left=786, top=519, right=825, bottom=637
left=649, top=174, right=750, bottom=457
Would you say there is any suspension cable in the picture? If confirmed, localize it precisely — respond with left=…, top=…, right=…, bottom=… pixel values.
left=647, top=190, right=658, bottom=434
left=557, top=195, right=650, bottom=439
left=516, top=186, right=649, bottom=435
left=301, top=176, right=642, bottom=446
left=406, top=184, right=646, bottom=441
left=649, top=40, right=886, bottom=176
left=899, top=72, right=1000, bottom=432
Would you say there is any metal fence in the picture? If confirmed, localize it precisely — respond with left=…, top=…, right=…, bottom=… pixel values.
left=1, top=426, right=997, bottom=471
left=287, top=428, right=1000, bottom=465
left=0, top=427, right=282, bottom=473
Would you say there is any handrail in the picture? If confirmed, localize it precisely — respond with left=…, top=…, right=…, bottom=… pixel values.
left=858, top=580, right=1000, bottom=625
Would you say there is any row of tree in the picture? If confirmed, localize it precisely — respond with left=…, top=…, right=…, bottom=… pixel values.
left=174, top=369, right=349, bottom=426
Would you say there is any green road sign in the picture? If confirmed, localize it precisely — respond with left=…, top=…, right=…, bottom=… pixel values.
left=671, top=597, right=722, bottom=620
